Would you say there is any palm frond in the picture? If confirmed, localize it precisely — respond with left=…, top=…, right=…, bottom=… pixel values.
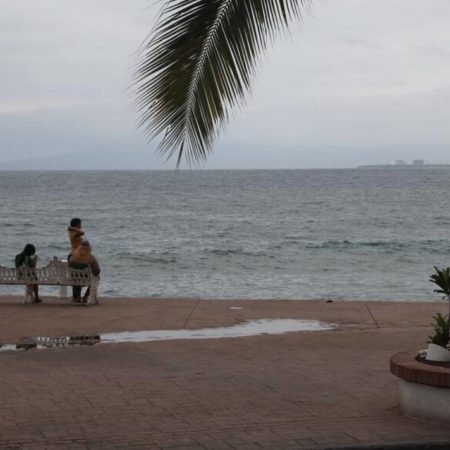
left=134, top=0, right=310, bottom=166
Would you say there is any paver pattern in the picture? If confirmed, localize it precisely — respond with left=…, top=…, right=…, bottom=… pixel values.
left=0, top=297, right=449, bottom=449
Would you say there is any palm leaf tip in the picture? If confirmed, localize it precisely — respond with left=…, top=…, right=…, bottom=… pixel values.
left=134, top=0, right=311, bottom=165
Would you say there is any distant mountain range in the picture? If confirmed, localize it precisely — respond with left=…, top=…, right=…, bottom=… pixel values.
left=2, top=144, right=450, bottom=171
left=0, top=149, right=167, bottom=170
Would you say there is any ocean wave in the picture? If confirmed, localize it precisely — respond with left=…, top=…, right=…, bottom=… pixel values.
left=115, top=251, right=177, bottom=264
left=204, top=248, right=267, bottom=257
left=45, top=243, right=68, bottom=250
left=434, top=216, right=450, bottom=225
left=283, top=235, right=307, bottom=241
left=305, top=240, right=392, bottom=249
left=3, top=223, right=34, bottom=228
left=303, top=239, right=450, bottom=252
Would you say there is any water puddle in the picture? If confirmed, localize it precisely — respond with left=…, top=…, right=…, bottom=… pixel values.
left=0, top=319, right=335, bottom=353
left=102, top=319, right=335, bottom=343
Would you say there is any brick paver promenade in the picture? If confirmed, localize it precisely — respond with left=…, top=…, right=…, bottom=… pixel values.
left=0, top=296, right=449, bottom=449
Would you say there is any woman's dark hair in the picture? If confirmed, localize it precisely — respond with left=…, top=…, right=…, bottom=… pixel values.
left=15, top=243, right=36, bottom=268
left=70, top=218, right=82, bottom=227
left=22, top=244, right=36, bottom=256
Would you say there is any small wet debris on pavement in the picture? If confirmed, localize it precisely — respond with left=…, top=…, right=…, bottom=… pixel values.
left=0, top=319, right=336, bottom=353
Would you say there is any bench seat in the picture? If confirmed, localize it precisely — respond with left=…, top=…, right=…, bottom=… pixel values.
left=0, top=257, right=99, bottom=305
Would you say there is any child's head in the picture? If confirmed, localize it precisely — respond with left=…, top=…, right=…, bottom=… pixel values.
left=70, top=218, right=82, bottom=229
left=81, top=240, right=91, bottom=251
left=23, top=244, right=36, bottom=256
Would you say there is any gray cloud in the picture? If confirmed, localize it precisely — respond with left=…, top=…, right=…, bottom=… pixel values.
left=1, top=0, right=450, bottom=168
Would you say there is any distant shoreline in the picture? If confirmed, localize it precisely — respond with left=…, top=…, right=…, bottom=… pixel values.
left=357, top=164, right=450, bottom=169
left=2, top=166, right=450, bottom=172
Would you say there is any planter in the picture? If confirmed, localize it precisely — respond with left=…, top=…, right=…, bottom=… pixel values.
left=391, top=351, right=450, bottom=424
left=426, top=343, right=450, bottom=362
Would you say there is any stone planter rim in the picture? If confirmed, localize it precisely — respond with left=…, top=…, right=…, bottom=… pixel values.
left=390, top=351, right=450, bottom=388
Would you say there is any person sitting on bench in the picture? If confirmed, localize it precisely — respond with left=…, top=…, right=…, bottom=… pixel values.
left=69, top=240, right=100, bottom=304
left=15, top=243, right=43, bottom=303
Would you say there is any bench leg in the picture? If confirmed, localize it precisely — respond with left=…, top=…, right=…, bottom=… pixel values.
left=88, top=279, right=99, bottom=305
left=86, top=283, right=98, bottom=305
left=59, top=285, right=68, bottom=298
left=23, top=285, right=34, bottom=304
left=93, top=285, right=98, bottom=305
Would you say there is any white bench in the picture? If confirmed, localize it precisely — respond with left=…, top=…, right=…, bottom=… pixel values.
left=0, top=257, right=99, bottom=305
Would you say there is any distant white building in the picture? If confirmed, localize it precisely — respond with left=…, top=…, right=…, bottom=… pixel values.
left=395, top=159, right=408, bottom=166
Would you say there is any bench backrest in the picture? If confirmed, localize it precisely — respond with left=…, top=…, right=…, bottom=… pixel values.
left=0, top=258, right=92, bottom=286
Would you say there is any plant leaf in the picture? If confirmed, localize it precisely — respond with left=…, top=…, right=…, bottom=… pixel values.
left=134, top=0, right=310, bottom=165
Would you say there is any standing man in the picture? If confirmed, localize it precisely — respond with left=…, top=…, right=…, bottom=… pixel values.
left=68, top=218, right=85, bottom=258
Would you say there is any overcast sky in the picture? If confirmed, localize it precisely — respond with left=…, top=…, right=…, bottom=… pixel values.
left=1, top=0, right=449, bottom=169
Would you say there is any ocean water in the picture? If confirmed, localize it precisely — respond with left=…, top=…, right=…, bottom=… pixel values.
left=0, top=169, right=449, bottom=301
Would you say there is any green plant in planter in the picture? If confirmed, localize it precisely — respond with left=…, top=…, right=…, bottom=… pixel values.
left=429, top=266, right=450, bottom=348
left=428, top=312, right=450, bottom=348
left=430, top=266, right=450, bottom=315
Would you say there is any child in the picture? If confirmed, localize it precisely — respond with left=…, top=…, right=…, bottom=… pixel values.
left=15, top=243, right=42, bottom=303
left=68, top=218, right=85, bottom=257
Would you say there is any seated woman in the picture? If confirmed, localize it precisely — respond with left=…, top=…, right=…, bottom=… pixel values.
left=15, top=243, right=42, bottom=303
left=69, top=240, right=101, bottom=303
